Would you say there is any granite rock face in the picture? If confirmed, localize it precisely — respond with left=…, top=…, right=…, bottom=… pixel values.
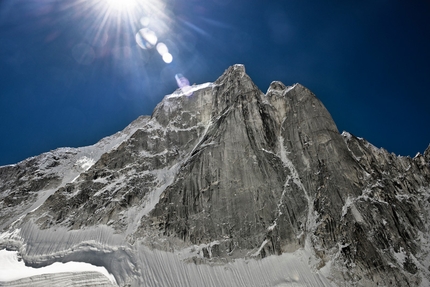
left=1, top=65, right=429, bottom=286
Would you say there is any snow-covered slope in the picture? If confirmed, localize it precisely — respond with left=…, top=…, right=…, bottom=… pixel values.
left=0, top=249, right=116, bottom=286
left=1, top=65, right=429, bottom=286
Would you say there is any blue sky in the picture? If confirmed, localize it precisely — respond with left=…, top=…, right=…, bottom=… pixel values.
left=0, top=0, right=429, bottom=165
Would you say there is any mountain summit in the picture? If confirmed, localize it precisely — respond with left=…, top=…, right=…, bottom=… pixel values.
left=1, top=65, right=430, bottom=286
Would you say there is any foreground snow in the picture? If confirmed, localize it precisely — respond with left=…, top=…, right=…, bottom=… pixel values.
left=0, top=249, right=116, bottom=285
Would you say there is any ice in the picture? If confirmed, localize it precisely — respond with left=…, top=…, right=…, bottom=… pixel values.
left=266, top=82, right=297, bottom=96
left=251, top=239, right=269, bottom=257
left=75, top=156, right=96, bottom=171
left=341, top=196, right=364, bottom=223
left=278, top=136, right=307, bottom=193
left=341, top=131, right=352, bottom=141
left=268, top=222, right=277, bottom=231
left=392, top=247, right=407, bottom=266
left=0, top=249, right=116, bottom=285
left=167, top=83, right=213, bottom=98
left=134, top=243, right=333, bottom=287
left=0, top=222, right=334, bottom=286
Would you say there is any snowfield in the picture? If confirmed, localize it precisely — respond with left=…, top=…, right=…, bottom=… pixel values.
left=0, top=249, right=116, bottom=285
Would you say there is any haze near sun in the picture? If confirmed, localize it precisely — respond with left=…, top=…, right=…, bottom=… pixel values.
left=107, top=0, right=138, bottom=11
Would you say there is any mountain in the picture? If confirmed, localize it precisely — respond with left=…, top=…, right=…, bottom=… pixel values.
left=1, top=64, right=429, bottom=286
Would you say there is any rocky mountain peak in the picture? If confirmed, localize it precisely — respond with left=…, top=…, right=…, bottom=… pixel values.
left=267, top=80, right=287, bottom=91
left=214, top=63, right=247, bottom=85
left=210, top=64, right=263, bottom=117
left=1, top=65, right=429, bottom=287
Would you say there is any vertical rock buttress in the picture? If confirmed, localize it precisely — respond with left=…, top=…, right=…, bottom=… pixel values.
left=150, top=65, right=352, bottom=258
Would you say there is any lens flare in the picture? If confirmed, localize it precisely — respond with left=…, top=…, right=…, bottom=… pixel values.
left=162, top=53, right=173, bottom=63
left=65, top=0, right=193, bottom=87
left=156, top=42, right=168, bottom=55
left=175, top=74, right=189, bottom=88
left=175, top=74, right=192, bottom=95
left=135, top=28, right=158, bottom=49
left=155, top=42, right=172, bottom=63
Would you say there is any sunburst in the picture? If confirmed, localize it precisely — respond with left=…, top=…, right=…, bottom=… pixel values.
left=106, top=0, right=139, bottom=12
left=66, top=0, right=179, bottom=67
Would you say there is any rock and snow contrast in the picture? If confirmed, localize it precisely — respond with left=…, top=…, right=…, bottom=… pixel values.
left=1, top=64, right=430, bottom=286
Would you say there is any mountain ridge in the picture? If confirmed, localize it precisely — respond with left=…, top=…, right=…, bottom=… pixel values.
left=1, top=64, right=429, bottom=286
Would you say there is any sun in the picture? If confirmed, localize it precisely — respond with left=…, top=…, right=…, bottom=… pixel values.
left=75, top=0, right=175, bottom=64
left=106, top=0, right=138, bottom=11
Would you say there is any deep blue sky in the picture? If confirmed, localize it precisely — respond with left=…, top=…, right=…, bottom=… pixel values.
left=1, top=0, right=429, bottom=166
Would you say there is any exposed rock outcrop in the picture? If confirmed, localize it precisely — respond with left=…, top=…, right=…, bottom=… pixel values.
left=1, top=64, right=429, bottom=286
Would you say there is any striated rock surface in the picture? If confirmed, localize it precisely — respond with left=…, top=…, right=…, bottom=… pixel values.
left=0, top=64, right=429, bottom=286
